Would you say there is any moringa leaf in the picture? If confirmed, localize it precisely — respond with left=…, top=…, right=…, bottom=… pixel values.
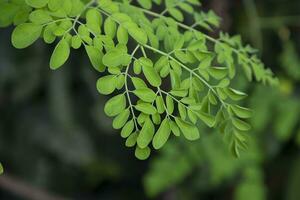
left=175, top=117, right=200, bottom=141
left=104, top=17, right=116, bottom=38
left=12, top=23, right=42, bottom=49
left=104, top=94, right=126, bottom=117
left=50, top=38, right=70, bottom=69
left=125, top=132, right=138, bottom=147
left=152, top=118, right=171, bottom=149
left=113, top=109, right=130, bottom=129
left=96, top=75, right=116, bottom=95
left=128, top=27, right=148, bottom=45
left=137, top=117, right=155, bottom=148
left=135, top=146, right=151, bottom=160
left=25, top=0, right=48, bottom=8
left=121, top=120, right=134, bottom=138
left=133, top=88, right=157, bottom=103
left=232, top=118, right=251, bottom=131
left=140, top=57, right=161, bottom=87
left=85, top=45, right=105, bottom=72
left=135, top=103, right=157, bottom=115
left=86, top=8, right=102, bottom=34
left=231, top=105, right=252, bottom=119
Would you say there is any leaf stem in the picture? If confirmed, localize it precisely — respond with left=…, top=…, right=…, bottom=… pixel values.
left=124, top=45, right=141, bottom=131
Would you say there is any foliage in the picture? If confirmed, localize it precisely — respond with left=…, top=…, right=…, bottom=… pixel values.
left=143, top=0, right=300, bottom=198
left=0, top=0, right=278, bottom=161
left=1, top=0, right=300, bottom=199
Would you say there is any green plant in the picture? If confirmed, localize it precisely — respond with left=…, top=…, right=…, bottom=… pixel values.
left=0, top=0, right=278, bottom=160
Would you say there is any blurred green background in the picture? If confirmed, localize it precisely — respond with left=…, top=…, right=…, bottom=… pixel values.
left=1, top=0, right=300, bottom=199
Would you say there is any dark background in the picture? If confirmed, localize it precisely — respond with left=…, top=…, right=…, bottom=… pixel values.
left=1, top=0, right=300, bottom=199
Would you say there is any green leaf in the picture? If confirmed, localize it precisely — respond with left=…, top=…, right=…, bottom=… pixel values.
left=170, top=120, right=181, bottom=136
left=135, top=146, right=151, bottom=160
left=175, top=117, right=200, bottom=141
left=140, top=58, right=161, bottom=87
left=71, top=35, right=82, bottom=49
left=137, top=0, right=152, bottom=9
left=69, top=0, right=85, bottom=16
left=12, top=23, right=42, bottom=49
left=152, top=113, right=161, bottom=125
left=178, top=103, right=187, bottom=120
left=104, top=17, right=116, bottom=38
left=50, top=38, right=70, bottom=69
left=0, top=3, right=19, bottom=27
left=137, top=117, right=155, bottom=148
left=174, top=51, right=188, bottom=63
left=98, top=0, right=119, bottom=13
left=230, top=140, right=240, bottom=158
left=131, top=77, right=147, bottom=89
left=198, top=55, right=213, bottom=69
left=104, top=94, right=126, bottom=117
left=96, top=75, right=116, bottom=95
left=125, top=132, right=138, bottom=147
left=133, top=88, right=157, bottom=103
left=166, top=95, right=174, bottom=114
left=113, top=109, right=130, bottom=129
left=128, top=27, right=148, bottom=45
left=208, top=67, right=228, bottom=79
left=178, top=2, right=194, bottom=13
left=170, top=89, right=188, bottom=97
left=29, top=10, right=52, bottom=24
left=43, top=24, right=56, bottom=44
left=155, top=96, right=165, bottom=114
left=217, top=78, right=230, bottom=88
left=225, top=88, right=247, bottom=101
left=137, top=113, right=148, bottom=125
left=231, top=105, right=252, bottom=119
left=232, top=118, right=251, bottom=131
left=85, top=45, right=105, bottom=72
left=135, top=103, right=157, bottom=115
left=117, top=26, right=128, bottom=44
left=174, top=37, right=185, bottom=50
left=121, top=120, right=134, bottom=138
left=188, top=110, right=197, bottom=124
left=102, top=48, right=131, bottom=67
left=25, top=0, right=48, bottom=8
left=197, top=112, right=215, bottom=127
left=168, top=8, right=184, bottom=22
left=86, top=8, right=102, bottom=34
left=152, top=118, right=171, bottom=149
left=48, top=0, right=60, bottom=11
left=154, top=56, right=168, bottom=72
left=188, top=40, right=204, bottom=51
left=208, top=91, right=217, bottom=105
left=116, top=75, right=125, bottom=89
left=133, top=60, right=142, bottom=74
left=160, top=64, right=170, bottom=78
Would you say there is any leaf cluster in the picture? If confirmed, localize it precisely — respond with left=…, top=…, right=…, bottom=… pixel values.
left=0, top=0, right=278, bottom=159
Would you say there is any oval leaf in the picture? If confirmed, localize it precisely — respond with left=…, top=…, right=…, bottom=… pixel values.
left=12, top=23, right=42, bottom=49
left=50, top=38, right=70, bottom=69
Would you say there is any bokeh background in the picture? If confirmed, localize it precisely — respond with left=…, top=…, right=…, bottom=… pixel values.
left=1, top=0, right=300, bottom=199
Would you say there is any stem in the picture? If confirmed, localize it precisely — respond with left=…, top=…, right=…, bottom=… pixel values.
left=125, top=45, right=141, bottom=131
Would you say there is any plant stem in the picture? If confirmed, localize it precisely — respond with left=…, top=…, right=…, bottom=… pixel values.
left=125, top=45, right=141, bottom=131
